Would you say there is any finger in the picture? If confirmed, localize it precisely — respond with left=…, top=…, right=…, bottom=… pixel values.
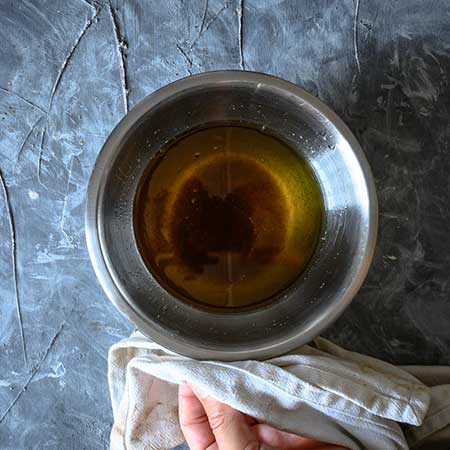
left=179, top=384, right=216, bottom=450
left=253, top=424, right=347, bottom=450
left=192, top=386, right=259, bottom=450
left=244, top=414, right=257, bottom=426
left=253, top=423, right=312, bottom=449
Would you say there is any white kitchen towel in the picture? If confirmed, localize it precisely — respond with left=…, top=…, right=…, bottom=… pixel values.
left=108, top=332, right=450, bottom=450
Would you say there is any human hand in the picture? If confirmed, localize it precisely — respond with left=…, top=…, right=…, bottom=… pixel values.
left=178, top=384, right=349, bottom=450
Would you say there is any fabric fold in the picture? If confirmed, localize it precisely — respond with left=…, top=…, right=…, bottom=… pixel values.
left=108, top=332, right=450, bottom=450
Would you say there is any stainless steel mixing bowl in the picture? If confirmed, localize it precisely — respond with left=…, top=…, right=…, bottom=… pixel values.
left=85, top=71, right=378, bottom=360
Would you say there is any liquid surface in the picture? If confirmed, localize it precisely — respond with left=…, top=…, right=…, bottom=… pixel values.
left=134, top=125, right=323, bottom=309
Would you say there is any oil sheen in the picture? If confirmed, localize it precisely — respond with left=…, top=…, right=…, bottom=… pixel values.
left=134, top=125, right=323, bottom=310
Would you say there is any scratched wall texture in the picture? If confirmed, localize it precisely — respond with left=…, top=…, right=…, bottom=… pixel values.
left=1, top=0, right=450, bottom=448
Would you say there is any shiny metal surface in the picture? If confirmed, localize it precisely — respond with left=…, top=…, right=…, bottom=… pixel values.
left=85, top=71, right=378, bottom=360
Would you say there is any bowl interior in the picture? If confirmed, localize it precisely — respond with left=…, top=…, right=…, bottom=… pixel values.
left=96, top=74, right=376, bottom=358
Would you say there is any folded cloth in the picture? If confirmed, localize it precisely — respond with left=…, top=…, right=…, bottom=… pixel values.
left=108, top=332, right=450, bottom=450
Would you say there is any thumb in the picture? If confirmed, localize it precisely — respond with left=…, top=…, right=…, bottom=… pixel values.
left=192, top=386, right=259, bottom=450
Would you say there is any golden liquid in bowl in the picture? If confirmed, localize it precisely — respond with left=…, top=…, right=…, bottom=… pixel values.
left=134, top=125, right=323, bottom=310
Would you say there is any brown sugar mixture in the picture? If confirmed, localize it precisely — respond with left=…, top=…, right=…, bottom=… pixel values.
left=134, top=125, right=323, bottom=310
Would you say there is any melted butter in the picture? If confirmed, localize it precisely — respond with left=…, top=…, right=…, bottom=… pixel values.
left=134, top=125, right=323, bottom=310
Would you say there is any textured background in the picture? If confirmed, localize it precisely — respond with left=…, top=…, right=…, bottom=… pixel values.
left=1, top=0, right=450, bottom=448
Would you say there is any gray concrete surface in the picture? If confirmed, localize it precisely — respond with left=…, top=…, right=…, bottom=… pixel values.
left=1, top=0, right=450, bottom=448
